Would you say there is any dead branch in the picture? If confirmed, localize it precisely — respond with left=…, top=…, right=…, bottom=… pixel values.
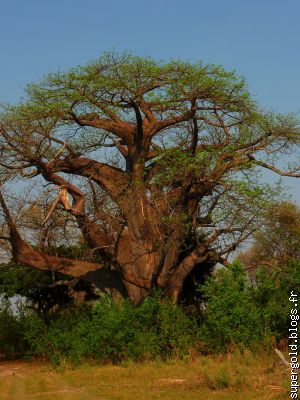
left=44, top=187, right=71, bottom=223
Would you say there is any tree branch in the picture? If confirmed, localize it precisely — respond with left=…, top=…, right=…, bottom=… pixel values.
left=70, top=112, right=135, bottom=143
left=252, top=159, right=300, bottom=177
left=46, top=156, right=129, bottom=198
left=0, top=189, right=108, bottom=278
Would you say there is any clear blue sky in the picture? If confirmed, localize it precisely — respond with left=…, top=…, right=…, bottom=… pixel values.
left=1, top=0, right=299, bottom=200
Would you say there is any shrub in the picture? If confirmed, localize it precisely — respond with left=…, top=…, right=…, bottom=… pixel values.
left=198, top=262, right=264, bottom=352
left=1, top=260, right=298, bottom=362
left=253, top=260, right=300, bottom=339
left=198, top=260, right=300, bottom=352
left=24, top=295, right=197, bottom=364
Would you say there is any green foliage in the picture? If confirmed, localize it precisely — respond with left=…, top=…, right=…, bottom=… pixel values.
left=1, top=261, right=299, bottom=362
left=253, top=260, right=300, bottom=338
left=198, top=262, right=263, bottom=352
left=24, top=52, right=253, bottom=116
left=198, top=260, right=300, bottom=352
left=24, top=295, right=197, bottom=365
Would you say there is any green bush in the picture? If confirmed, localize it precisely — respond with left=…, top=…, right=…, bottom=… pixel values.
left=1, top=260, right=298, bottom=363
left=198, top=262, right=264, bottom=352
left=198, top=260, right=300, bottom=352
left=24, top=295, right=197, bottom=364
left=253, top=260, right=300, bottom=338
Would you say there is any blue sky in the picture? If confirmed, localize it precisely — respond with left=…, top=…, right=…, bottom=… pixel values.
left=0, top=0, right=299, bottom=200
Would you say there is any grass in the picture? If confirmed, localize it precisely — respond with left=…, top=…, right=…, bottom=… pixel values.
left=0, top=351, right=290, bottom=400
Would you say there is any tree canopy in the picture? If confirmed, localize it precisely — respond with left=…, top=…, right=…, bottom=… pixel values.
left=0, top=52, right=299, bottom=303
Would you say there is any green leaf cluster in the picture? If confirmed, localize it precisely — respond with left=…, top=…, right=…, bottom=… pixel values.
left=198, top=260, right=300, bottom=352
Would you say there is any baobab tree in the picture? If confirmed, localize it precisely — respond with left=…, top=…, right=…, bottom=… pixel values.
left=0, top=53, right=299, bottom=304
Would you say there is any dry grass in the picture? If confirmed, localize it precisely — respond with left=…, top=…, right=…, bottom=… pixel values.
left=0, top=351, right=290, bottom=400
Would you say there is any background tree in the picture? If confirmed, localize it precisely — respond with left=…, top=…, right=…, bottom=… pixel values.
left=0, top=53, right=299, bottom=304
left=238, top=201, right=300, bottom=271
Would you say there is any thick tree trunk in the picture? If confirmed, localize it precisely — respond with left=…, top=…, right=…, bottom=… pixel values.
left=0, top=189, right=201, bottom=305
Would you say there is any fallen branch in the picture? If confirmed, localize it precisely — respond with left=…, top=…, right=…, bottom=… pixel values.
left=274, top=348, right=290, bottom=367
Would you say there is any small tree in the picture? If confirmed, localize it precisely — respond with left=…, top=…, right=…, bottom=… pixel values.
left=0, top=53, right=299, bottom=304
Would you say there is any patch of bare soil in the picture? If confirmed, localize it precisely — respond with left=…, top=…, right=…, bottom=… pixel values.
left=0, top=360, right=29, bottom=377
